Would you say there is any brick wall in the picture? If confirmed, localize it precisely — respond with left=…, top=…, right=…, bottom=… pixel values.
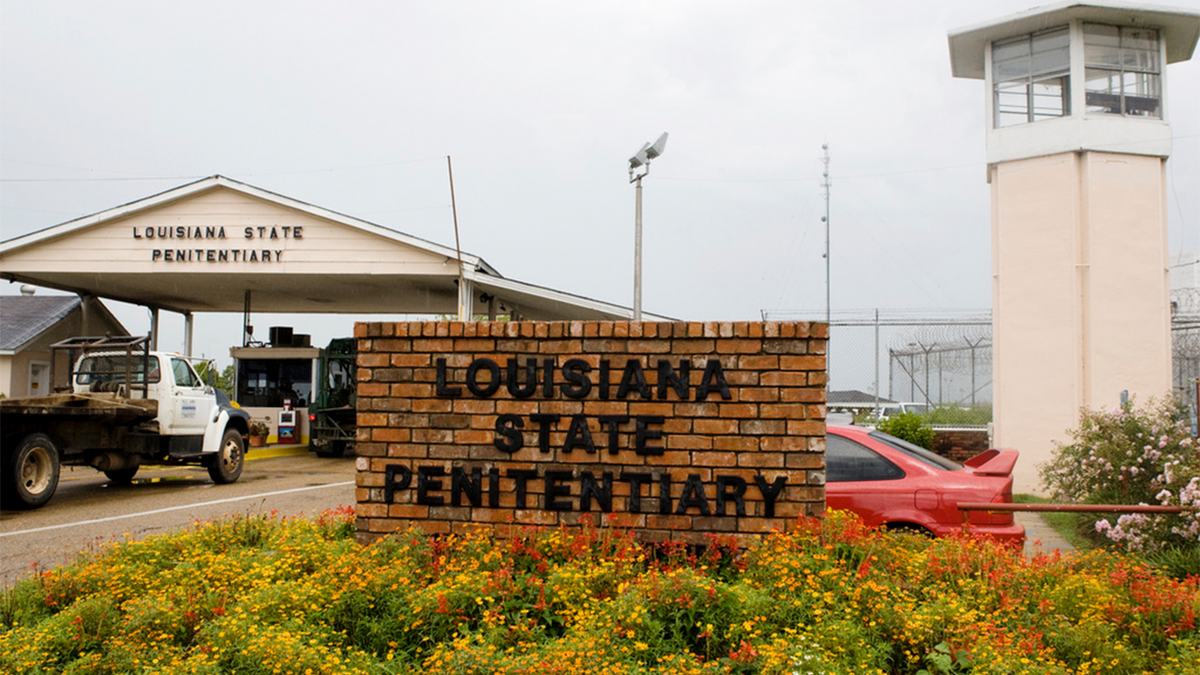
left=353, top=321, right=827, bottom=546
left=931, top=428, right=991, bottom=464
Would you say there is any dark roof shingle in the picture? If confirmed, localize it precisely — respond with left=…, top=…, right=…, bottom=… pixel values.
left=0, top=295, right=81, bottom=351
left=827, top=389, right=895, bottom=405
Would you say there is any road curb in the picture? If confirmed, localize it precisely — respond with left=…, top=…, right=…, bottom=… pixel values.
left=247, top=445, right=309, bottom=460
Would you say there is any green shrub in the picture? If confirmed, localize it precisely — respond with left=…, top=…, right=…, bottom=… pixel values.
left=875, top=412, right=935, bottom=449
left=1139, top=544, right=1200, bottom=581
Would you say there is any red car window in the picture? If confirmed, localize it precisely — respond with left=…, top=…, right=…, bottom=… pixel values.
left=826, top=434, right=905, bottom=482
left=867, top=431, right=963, bottom=471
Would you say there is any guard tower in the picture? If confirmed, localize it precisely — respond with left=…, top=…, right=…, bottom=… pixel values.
left=948, top=2, right=1199, bottom=491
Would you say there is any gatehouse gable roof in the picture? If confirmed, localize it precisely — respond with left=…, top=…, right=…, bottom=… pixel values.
left=0, top=176, right=669, bottom=321
left=1, top=175, right=499, bottom=277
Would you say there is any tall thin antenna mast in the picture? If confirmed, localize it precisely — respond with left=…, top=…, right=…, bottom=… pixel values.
left=448, top=156, right=466, bottom=320
left=821, top=144, right=831, bottom=383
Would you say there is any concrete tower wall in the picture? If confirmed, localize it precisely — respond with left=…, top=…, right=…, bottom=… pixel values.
left=991, top=150, right=1171, bottom=491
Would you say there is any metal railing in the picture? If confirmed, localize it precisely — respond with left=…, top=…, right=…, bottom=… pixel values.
left=957, top=502, right=1197, bottom=530
left=49, top=335, right=152, bottom=398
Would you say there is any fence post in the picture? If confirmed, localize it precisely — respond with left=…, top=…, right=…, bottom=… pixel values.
left=874, top=309, right=880, bottom=412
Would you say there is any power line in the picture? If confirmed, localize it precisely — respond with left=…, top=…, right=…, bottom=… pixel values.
left=0, top=176, right=203, bottom=183
left=0, top=156, right=449, bottom=183
left=5, top=134, right=1195, bottom=185
left=656, top=161, right=982, bottom=183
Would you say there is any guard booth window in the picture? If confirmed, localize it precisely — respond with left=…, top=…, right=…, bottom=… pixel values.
left=237, top=359, right=313, bottom=407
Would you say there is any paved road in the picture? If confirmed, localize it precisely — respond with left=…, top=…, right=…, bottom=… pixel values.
left=0, top=446, right=357, bottom=588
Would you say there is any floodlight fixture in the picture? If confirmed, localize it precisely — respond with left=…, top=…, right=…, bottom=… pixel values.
left=629, top=142, right=651, bottom=169
left=646, top=132, right=668, bottom=160
left=628, top=132, right=668, bottom=181
left=628, top=131, right=669, bottom=321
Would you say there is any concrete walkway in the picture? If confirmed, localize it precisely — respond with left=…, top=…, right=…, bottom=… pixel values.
left=1018, top=512, right=1076, bottom=557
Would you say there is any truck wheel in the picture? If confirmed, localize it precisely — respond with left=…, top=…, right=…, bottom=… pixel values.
left=207, top=429, right=245, bottom=484
left=314, top=440, right=347, bottom=458
left=104, top=468, right=139, bottom=483
left=3, top=433, right=61, bottom=509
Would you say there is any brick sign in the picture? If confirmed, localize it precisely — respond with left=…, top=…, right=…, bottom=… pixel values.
left=353, top=321, right=827, bottom=545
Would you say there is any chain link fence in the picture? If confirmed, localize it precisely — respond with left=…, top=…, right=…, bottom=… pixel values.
left=761, top=309, right=992, bottom=425
left=1173, top=288, right=1200, bottom=398
left=764, top=296, right=1200, bottom=427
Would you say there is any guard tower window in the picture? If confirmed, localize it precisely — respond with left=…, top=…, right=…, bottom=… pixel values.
left=1084, top=24, right=1161, bottom=118
left=992, top=27, right=1070, bottom=127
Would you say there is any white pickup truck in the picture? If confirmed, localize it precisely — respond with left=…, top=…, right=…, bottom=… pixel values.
left=0, top=336, right=251, bottom=509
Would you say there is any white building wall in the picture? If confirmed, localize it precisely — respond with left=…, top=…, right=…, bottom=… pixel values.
left=0, top=356, right=12, bottom=398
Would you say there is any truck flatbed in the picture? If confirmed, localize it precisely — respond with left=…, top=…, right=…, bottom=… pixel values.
left=0, top=393, right=158, bottom=424
left=2, top=338, right=251, bottom=510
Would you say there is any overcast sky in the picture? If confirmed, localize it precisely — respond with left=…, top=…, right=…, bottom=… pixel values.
left=2, top=0, right=1198, bottom=367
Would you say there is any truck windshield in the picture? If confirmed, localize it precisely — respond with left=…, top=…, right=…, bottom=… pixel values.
left=323, top=359, right=355, bottom=408
left=76, top=355, right=160, bottom=384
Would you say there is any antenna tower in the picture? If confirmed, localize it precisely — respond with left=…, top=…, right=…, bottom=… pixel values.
left=821, top=144, right=831, bottom=381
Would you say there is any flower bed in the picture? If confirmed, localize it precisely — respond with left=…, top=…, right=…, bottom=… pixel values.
left=2, top=508, right=1197, bottom=674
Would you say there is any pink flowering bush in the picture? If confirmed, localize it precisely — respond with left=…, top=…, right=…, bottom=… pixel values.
left=1041, top=396, right=1200, bottom=555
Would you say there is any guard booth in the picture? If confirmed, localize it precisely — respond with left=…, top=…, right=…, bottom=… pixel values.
left=230, top=326, right=319, bottom=444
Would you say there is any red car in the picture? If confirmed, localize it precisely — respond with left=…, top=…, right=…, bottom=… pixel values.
left=825, top=424, right=1025, bottom=546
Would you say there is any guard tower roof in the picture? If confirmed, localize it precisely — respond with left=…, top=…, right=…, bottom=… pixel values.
left=949, top=1, right=1200, bottom=79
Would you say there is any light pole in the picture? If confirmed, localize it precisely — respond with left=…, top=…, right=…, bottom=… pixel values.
left=629, top=132, right=668, bottom=321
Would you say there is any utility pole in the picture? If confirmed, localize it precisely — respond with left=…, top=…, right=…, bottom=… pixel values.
left=448, top=156, right=466, bottom=321
left=821, top=144, right=831, bottom=381
left=821, top=144, right=831, bottom=327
